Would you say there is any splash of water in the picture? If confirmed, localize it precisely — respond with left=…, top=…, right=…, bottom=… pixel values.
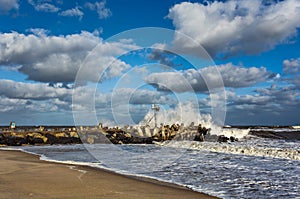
left=140, top=102, right=211, bottom=126
left=139, top=102, right=249, bottom=139
left=218, top=128, right=250, bottom=139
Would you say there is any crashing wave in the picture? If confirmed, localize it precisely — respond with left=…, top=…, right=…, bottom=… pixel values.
left=160, top=140, right=300, bottom=161
left=139, top=102, right=250, bottom=140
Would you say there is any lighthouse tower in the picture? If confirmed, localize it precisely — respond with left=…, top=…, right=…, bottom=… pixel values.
left=151, top=104, right=160, bottom=127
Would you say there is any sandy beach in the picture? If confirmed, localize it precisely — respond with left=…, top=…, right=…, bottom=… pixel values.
left=0, top=150, right=218, bottom=199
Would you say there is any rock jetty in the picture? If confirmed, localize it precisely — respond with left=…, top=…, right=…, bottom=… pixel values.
left=0, top=123, right=239, bottom=146
left=0, top=128, right=81, bottom=146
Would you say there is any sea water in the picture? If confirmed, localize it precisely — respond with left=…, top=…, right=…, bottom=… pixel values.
left=9, top=131, right=300, bottom=199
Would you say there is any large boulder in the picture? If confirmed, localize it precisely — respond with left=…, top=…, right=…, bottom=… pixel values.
left=6, top=136, right=27, bottom=146
left=194, top=134, right=205, bottom=142
left=46, top=132, right=81, bottom=144
left=55, top=132, right=67, bottom=138
left=104, top=129, right=154, bottom=144
left=194, top=125, right=209, bottom=142
left=45, top=133, right=57, bottom=145
left=26, top=132, right=48, bottom=145
left=69, top=131, right=79, bottom=138
left=56, top=137, right=74, bottom=144
left=230, top=136, right=238, bottom=142
left=217, top=135, right=229, bottom=143
left=0, top=134, right=5, bottom=145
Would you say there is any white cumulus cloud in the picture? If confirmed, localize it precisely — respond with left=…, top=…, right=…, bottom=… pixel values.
left=168, top=0, right=300, bottom=58
left=59, top=6, right=84, bottom=20
left=28, top=0, right=60, bottom=12
left=146, top=63, right=272, bottom=92
left=0, top=79, right=71, bottom=100
left=0, top=31, right=138, bottom=83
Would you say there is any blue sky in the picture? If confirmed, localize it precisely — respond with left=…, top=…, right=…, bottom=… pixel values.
left=0, top=0, right=300, bottom=126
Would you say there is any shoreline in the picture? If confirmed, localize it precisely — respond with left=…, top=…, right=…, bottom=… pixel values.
left=0, top=149, right=219, bottom=199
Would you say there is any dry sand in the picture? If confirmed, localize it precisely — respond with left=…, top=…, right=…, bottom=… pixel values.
left=0, top=150, right=219, bottom=199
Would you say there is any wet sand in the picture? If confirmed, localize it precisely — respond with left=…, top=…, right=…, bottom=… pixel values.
left=0, top=150, right=219, bottom=199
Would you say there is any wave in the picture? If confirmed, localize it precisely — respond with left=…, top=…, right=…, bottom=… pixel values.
left=251, top=128, right=300, bottom=132
left=162, top=140, right=300, bottom=161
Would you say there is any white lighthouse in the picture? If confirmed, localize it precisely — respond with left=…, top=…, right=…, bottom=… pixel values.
left=151, top=104, right=160, bottom=127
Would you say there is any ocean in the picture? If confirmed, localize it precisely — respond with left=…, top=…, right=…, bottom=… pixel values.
left=4, top=127, right=300, bottom=199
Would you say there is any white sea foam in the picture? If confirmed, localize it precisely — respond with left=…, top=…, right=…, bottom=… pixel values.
left=0, top=147, right=24, bottom=151
left=251, top=128, right=300, bottom=132
left=162, top=140, right=300, bottom=161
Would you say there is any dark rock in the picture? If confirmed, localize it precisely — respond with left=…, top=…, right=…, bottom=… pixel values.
left=105, top=130, right=153, bottom=144
left=194, top=124, right=209, bottom=142
left=45, top=133, right=58, bottom=145
left=218, top=135, right=229, bottom=143
left=194, top=134, right=204, bottom=142
left=230, top=136, right=238, bottom=142
left=6, top=136, right=27, bottom=146
left=44, top=133, right=81, bottom=144
left=26, top=135, right=44, bottom=145
left=57, top=137, right=72, bottom=144
left=32, top=138, right=44, bottom=145
left=0, top=134, right=6, bottom=145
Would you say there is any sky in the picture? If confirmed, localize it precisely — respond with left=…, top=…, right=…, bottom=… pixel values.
left=0, top=0, right=300, bottom=126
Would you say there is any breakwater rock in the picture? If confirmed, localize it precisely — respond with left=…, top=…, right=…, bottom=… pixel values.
left=79, top=129, right=154, bottom=145
left=0, top=123, right=242, bottom=146
left=0, top=131, right=81, bottom=146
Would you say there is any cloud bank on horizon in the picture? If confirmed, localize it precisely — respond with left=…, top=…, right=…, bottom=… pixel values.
left=0, top=0, right=299, bottom=126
